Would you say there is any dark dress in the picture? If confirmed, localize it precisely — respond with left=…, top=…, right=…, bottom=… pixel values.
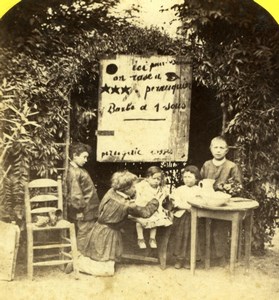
left=81, top=188, right=159, bottom=262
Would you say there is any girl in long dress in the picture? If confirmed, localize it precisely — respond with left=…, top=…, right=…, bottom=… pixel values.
left=171, top=165, right=202, bottom=269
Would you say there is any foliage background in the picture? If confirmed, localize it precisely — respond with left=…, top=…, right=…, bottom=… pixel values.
left=173, top=0, right=279, bottom=252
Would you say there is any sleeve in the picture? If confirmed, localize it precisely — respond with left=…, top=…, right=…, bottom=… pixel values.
left=171, top=188, right=181, bottom=207
left=98, top=197, right=128, bottom=224
left=80, top=172, right=97, bottom=205
left=231, top=164, right=243, bottom=184
left=67, top=169, right=86, bottom=212
left=128, top=199, right=159, bottom=218
left=200, top=163, right=206, bottom=179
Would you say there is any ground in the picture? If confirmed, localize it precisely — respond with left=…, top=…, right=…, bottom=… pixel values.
left=1, top=230, right=279, bottom=300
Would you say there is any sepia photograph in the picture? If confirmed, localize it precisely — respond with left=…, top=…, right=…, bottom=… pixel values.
left=0, top=0, right=278, bottom=299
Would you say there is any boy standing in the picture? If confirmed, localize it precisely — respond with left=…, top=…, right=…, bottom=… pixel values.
left=200, top=136, right=242, bottom=265
left=66, top=143, right=100, bottom=252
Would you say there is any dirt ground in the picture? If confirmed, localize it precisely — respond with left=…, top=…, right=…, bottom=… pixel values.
left=1, top=230, right=279, bottom=300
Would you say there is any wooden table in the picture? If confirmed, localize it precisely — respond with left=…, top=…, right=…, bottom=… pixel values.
left=188, top=197, right=259, bottom=275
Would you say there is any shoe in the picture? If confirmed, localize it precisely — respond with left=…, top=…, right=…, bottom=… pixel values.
left=213, top=256, right=226, bottom=267
left=149, top=238, right=157, bottom=249
left=183, top=261, right=190, bottom=269
left=174, top=261, right=183, bottom=269
left=218, top=256, right=226, bottom=267
left=196, top=259, right=204, bottom=269
left=64, top=262, right=73, bottom=274
left=137, top=239, right=147, bottom=249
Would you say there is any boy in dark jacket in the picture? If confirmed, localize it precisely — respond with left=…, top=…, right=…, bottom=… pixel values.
left=66, top=143, right=100, bottom=252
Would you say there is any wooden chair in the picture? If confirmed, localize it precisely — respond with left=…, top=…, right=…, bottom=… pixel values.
left=24, top=177, right=79, bottom=280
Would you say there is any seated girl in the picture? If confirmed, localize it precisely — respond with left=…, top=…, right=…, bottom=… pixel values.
left=171, top=165, right=202, bottom=269
left=134, top=166, right=173, bottom=249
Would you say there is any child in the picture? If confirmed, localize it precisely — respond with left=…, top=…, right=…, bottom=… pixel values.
left=134, top=166, right=172, bottom=249
left=200, top=136, right=242, bottom=265
left=171, top=165, right=202, bottom=269
left=80, top=170, right=159, bottom=276
left=66, top=143, right=100, bottom=252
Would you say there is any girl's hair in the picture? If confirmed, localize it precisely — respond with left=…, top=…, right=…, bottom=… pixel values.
left=145, top=166, right=165, bottom=186
left=69, top=143, right=92, bottom=159
left=145, top=166, right=163, bottom=177
left=210, top=136, right=228, bottom=148
left=181, top=165, right=201, bottom=181
left=111, top=170, right=138, bottom=192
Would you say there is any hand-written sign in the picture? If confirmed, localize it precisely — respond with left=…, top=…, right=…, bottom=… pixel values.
left=97, top=55, right=192, bottom=162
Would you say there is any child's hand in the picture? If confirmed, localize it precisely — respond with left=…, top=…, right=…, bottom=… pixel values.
left=129, top=202, right=137, bottom=210
left=157, top=192, right=166, bottom=202
left=76, top=212, right=84, bottom=221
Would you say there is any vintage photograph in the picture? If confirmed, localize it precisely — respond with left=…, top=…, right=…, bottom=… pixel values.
left=0, top=0, right=278, bottom=299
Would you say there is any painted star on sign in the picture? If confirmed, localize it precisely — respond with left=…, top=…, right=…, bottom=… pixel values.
left=111, top=85, right=120, bottom=94
left=101, top=83, right=110, bottom=93
left=121, top=85, right=131, bottom=95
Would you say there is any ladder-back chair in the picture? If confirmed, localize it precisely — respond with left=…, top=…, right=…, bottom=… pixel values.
left=24, top=177, right=79, bottom=280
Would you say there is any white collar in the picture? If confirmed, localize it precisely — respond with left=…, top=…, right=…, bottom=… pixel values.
left=212, top=158, right=226, bottom=166
left=70, top=161, right=79, bottom=168
left=116, top=190, right=130, bottom=199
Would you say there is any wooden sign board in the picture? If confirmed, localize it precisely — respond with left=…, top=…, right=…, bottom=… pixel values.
left=0, top=221, right=20, bottom=281
left=97, top=55, right=192, bottom=162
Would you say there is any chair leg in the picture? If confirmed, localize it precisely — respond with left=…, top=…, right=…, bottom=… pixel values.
left=205, top=218, right=211, bottom=269
left=237, top=220, right=243, bottom=261
left=26, top=226, right=34, bottom=280
left=69, top=224, right=79, bottom=279
left=59, top=229, right=67, bottom=271
left=158, top=226, right=171, bottom=270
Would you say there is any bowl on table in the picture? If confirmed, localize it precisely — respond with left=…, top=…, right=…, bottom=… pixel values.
left=203, top=191, right=231, bottom=207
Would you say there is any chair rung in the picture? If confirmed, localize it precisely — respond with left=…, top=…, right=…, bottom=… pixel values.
left=32, top=220, right=71, bottom=230
left=34, top=253, right=60, bottom=260
left=33, top=243, right=71, bottom=250
left=30, top=194, right=58, bottom=202
left=33, top=259, right=72, bottom=266
left=61, top=251, right=72, bottom=258
left=121, top=254, right=159, bottom=263
left=31, top=207, right=56, bottom=214
left=62, top=237, right=71, bottom=243
left=29, top=179, right=59, bottom=188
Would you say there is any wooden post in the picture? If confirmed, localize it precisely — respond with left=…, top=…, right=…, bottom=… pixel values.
left=221, top=102, right=227, bottom=135
left=62, top=94, right=71, bottom=220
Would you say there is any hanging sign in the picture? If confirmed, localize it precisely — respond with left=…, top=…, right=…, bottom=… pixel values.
left=97, top=54, right=192, bottom=162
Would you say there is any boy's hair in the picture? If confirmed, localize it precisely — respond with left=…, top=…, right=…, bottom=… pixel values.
left=69, top=143, right=92, bottom=159
left=210, top=136, right=228, bottom=148
left=111, top=170, right=138, bottom=192
left=181, top=165, right=201, bottom=181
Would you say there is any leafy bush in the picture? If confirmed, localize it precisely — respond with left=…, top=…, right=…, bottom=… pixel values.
left=0, top=1, right=181, bottom=220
